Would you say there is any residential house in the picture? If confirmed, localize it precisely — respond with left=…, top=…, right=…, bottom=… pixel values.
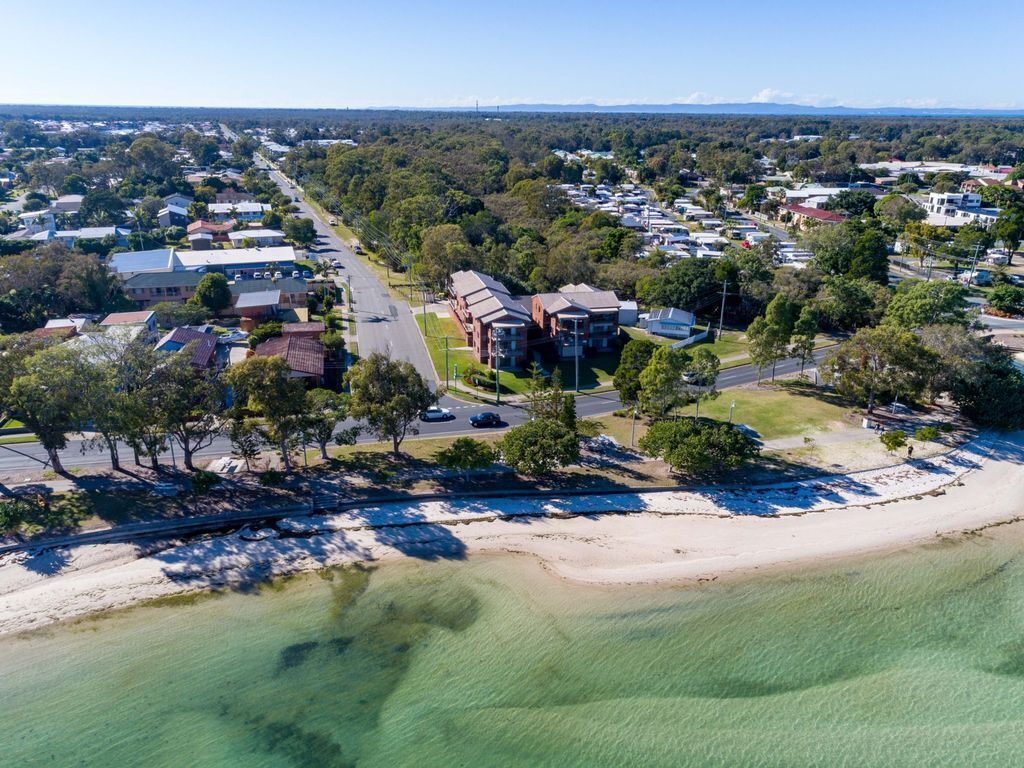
left=187, top=219, right=234, bottom=239
left=51, top=194, right=83, bottom=214
left=780, top=204, right=845, bottom=227
left=924, top=191, right=1000, bottom=227
left=32, top=226, right=131, bottom=247
left=109, top=248, right=185, bottom=278
left=188, top=232, right=214, bottom=250
left=162, top=192, right=193, bottom=210
left=228, top=229, right=285, bottom=247
left=176, top=246, right=297, bottom=277
left=124, top=271, right=205, bottom=307
left=640, top=308, right=698, bottom=339
left=230, top=276, right=309, bottom=310
left=282, top=321, right=325, bottom=340
left=154, top=327, right=219, bottom=370
left=532, top=283, right=621, bottom=359
left=215, top=189, right=254, bottom=204
left=254, top=335, right=325, bottom=386
left=208, top=202, right=270, bottom=222
left=449, top=269, right=533, bottom=368
left=17, top=210, right=56, bottom=234
left=100, top=310, right=158, bottom=339
left=233, top=289, right=281, bottom=321
left=158, top=204, right=189, bottom=228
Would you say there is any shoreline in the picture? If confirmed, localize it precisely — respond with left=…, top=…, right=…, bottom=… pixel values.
left=0, top=433, right=1021, bottom=637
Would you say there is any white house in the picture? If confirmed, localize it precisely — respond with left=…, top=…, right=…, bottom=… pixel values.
left=163, top=192, right=193, bottom=209
left=18, top=210, right=56, bottom=234
left=640, top=307, right=698, bottom=339
left=208, top=202, right=271, bottom=222
left=228, top=229, right=285, bottom=247
left=924, top=191, right=999, bottom=227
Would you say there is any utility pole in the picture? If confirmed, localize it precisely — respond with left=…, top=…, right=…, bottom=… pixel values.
left=574, top=318, right=581, bottom=393
left=494, top=331, right=502, bottom=406
left=630, top=405, right=638, bottom=447
left=717, top=279, right=727, bottom=337
left=444, top=337, right=450, bottom=389
left=966, top=243, right=984, bottom=287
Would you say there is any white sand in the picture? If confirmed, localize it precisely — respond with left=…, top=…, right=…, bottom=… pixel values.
left=0, top=434, right=1021, bottom=636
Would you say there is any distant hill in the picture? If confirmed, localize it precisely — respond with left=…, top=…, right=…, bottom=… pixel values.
left=473, top=102, right=1024, bottom=117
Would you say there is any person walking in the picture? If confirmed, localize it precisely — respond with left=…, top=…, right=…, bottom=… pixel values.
left=907, top=445, right=914, bottom=459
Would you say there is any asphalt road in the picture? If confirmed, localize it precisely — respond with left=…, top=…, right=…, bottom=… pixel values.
left=257, top=159, right=439, bottom=385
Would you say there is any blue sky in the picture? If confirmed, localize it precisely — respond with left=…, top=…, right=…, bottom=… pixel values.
left=4, top=0, right=1022, bottom=109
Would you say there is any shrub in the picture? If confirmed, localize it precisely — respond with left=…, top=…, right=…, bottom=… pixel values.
left=257, top=469, right=285, bottom=486
left=190, top=469, right=222, bottom=495
left=0, top=499, right=32, bottom=532
left=639, top=418, right=760, bottom=475
left=880, top=429, right=908, bottom=453
left=914, top=426, right=940, bottom=442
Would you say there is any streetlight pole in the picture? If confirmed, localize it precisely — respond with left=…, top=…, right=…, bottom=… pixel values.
left=630, top=405, right=638, bottom=447
left=574, top=317, right=581, bottom=393
left=444, top=337, right=450, bottom=389
left=729, top=399, right=736, bottom=423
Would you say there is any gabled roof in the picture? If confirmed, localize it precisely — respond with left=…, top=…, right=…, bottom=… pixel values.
left=255, top=336, right=324, bottom=377
left=536, top=288, right=620, bottom=313
left=283, top=321, right=326, bottom=334
left=782, top=204, right=845, bottom=223
left=235, top=289, right=281, bottom=309
left=109, top=248, right=182, bottom=274
left=227, top=229, right=284, bottom=241
left=159, top=204, right=189, bottom=217
left=101, top=311, right=155, bottom=326
left=648, top=307, right=696, bottom=325
left=187, top=219, right=234, bottom=234
left=155, top=327, right=217, bottom=368
left=450, top=269, right=510, bottom=300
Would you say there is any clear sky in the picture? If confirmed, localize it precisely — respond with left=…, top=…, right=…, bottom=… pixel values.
left=4, top=0, right=1022, bottom=110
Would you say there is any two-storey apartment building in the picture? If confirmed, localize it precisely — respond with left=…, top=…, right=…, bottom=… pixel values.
left=532, top=283, right=621, bottom=359
left=449, top=270, right=532, bottom=368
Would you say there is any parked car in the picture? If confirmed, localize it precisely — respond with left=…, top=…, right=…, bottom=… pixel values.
left=217, top=329, right=249, bottom=345
left=328, top=217, right=337, bottom=226
left=420, top=406, right=454, bottom=422
left=353, top=245, right=365, bottom=255
left=273, top=271, right=283, bottom=280
left=470, top=411, right=502, bottom=428
left=331, top=259, right=342, bottom=268
left=233, top=274, right=243, bottom=282
left=253, top=272, right=264, bottom=279
left=302, top=270, right=314, bottom=278
left=291, top=270, right=300, bottom=278
left=263, top=271, right=273, bottom=279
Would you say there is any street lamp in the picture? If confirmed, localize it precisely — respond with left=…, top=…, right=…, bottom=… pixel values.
left=729, top=400, right=736, bottom=423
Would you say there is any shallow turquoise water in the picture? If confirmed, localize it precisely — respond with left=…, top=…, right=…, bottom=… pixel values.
left=5, top=530, right=1024, bottom=766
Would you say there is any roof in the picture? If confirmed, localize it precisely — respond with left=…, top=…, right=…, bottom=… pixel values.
left=175, top=246, right=296, bottom=269
left=124, top=271, right=205, bottom=289
left=228, top=229, right=284, bottom=241
left=159, top=204, right=189, bottom=217
left=101, top=311, right=155, bottom=326
left=234, top=289, right=281, bottom=309
left=782, top=204, right=845, bottom=223
left=187, top=220, right=234, bottom=234
left=255, top=336, right=324, bottom=377
left=536, top=288, right=620, bottom=313
left=209, top=202, right=270, bottom=214
left=30, top=325, right=77, bottom=340
left=231, top=277, right=307, bottom=294
left=451, top=269, right=510, bottom=299
left=283, top=321, right=326, bottom=334
left=155, top=327, right=217, bottom=368
left=648, top=307, right=696, bottom=325
left=163, top=193, right=193, bottom=202
left=109, top=248, right=183, bottom=274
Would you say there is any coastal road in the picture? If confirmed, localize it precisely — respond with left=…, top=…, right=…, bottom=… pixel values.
left=255, top=157, right=438, bottom=385
left=0, top=350, right=829, bottom=477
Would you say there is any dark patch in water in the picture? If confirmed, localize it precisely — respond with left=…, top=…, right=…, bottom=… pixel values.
left=328, top=636, right=353, bottom=655
left=249, top=715, right=353, bottom=768
left=277, top=641, right=319, bottom=673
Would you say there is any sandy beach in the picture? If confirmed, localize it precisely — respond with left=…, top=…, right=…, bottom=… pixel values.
left=1, top=433, right=1021, bottom=637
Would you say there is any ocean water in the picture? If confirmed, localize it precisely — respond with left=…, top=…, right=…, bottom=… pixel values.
left=4, top=530, right=1024, bottom=767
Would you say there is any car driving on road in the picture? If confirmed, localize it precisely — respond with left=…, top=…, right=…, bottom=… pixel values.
left=469, top=411, right=502, bottom=428
left=420, top=406, right=454, bottom=422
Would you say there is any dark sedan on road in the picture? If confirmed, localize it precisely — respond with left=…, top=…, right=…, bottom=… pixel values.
left=469, top=411, right=502, bottom=428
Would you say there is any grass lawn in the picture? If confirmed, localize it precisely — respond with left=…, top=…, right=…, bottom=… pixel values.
left=0, top=434, right=37, bottom=445
left=676, top=380, right=853, bottom=440
left=417, top=313, right=476, bottom=384
left=1, top=418, right=26, bottom=429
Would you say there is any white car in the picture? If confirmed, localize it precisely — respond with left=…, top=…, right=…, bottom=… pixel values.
left=329, top=217, right=337, bottom=226
left=420, top=406, right=454, bottom=422
left=273, top=271, right=283, bottom=280
left=217, top=329, right=249, bottom=345
left=331, top=259, right=342, bottom=268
